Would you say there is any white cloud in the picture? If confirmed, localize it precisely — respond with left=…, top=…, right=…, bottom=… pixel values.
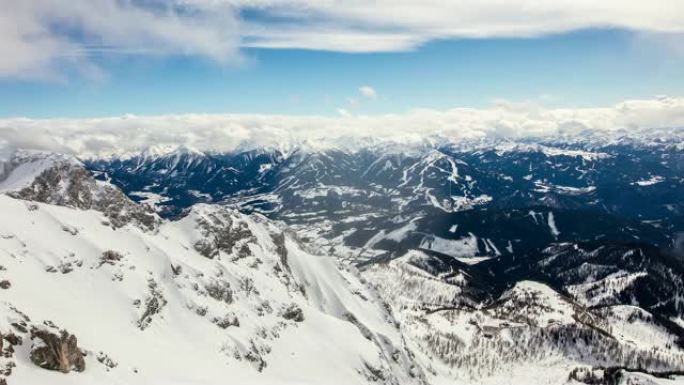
left=1, top=96, right=684, bottom=157
left=231, top=0, right=684, bottom=53
left=0, top=0, right=241, bottom=79
left=2, top=0, right=684, bottom=79
left=359, top=86, right=377, bottom=99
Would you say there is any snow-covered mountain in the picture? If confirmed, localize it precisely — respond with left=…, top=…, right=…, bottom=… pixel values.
left=85, top=140, right=684, bottom=263
left=0, top=154, right=425, bottom=385
left=3, top=140, right=684, bottom=385
left=87, top=139, right=684, bottom=217
left=1, top=151, right=158, bottom=230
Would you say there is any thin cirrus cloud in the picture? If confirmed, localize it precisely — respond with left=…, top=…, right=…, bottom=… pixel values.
left=1, top=96, right=683, bottom=158
left=2, top=0, right=684, bottom=79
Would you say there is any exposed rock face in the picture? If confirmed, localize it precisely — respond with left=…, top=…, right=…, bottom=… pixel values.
left=205, top=280, right=234, bottom=304
left=567, top=366, right=671, bottom=385
left=3, top=332, right=21, bottom=346
left=0, top=330, right=20, bottom=383
left=280, top=304, right=304, bottom=322
left=270, top=232, right=289, bottom=271
left=0, top=281, right=9, bottom=290
left=137, top=279, right=167, bottom=331
left=193, top=209, right=256, bottom=259
left=99, top=250, right=123, bottom=267
left=193, top=238, right=217, bottom=259
left=7, top=159, right=158, bottom=231
left=29, top=328, right=85, bottom=373
left=213, top=314, right=240, bottom=329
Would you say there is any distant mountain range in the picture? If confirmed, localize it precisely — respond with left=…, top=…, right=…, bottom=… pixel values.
left=87, top=139, right=684, bottom=254
left=2, top=137, right=684, bottom=384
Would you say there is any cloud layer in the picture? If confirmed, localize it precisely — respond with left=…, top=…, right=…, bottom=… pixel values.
left=1, top=96, right=683, bottom=158
left=2, top=0, right=684, bottom=78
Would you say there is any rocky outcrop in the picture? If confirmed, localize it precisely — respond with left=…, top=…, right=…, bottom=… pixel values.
left=280, top=304, right=304, bottom=322
left=29, top=328, right=85, bottom=373
left=192, top=208, right=256, bottom=259
left=270, top=232, right=290, bottom=272
left=137, top=279, right=167, bottom=331
left=1, top=330, right=20, bottom=383
left=99, top=250, right=123, bottom=267
left=567, top=366, right=684, bottom=385
left=205, top=280, right=234, bottom=304
left=7, top=157, right=158, bottom=231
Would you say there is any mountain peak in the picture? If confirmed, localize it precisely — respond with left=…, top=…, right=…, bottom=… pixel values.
left=141, top=144, right=205, bottom=159
left=1, top=151, right=159, bottom=230
left=0, top=150, right=80, bottom=192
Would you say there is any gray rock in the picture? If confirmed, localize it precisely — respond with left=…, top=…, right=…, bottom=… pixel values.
left=29, top=328, right=85, bottom=373
left=9, top=161, right=158, bottom=231
left=280, top=304, right=304, bottom=322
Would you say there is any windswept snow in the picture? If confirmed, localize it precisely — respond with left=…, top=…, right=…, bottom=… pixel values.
left=548, top=212, right=560, bottom=238
left=419, top=234, right=479, bottom=258
left=450, top=195, right=492, bottom=211
left=493, top=143, right=611, bottom=161
left=128, top=191, right=172, bottom=205
left=634, top=176, right=665, bottom=186
left=533, top=182, right=596, bottom=195
left=385, top=220, right=419, bottom=242
left=0, top=195, right=425, bottom=385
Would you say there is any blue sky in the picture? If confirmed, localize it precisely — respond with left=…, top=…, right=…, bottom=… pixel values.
left=1, top=1, right=683, bottom=118
left=2, top=29, right=683, bottom=118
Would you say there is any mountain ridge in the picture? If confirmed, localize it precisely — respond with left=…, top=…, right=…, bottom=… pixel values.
left=3, top=143, right=684, bottom=384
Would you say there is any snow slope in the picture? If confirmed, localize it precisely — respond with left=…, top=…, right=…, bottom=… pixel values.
left=4, top=147, right=684, bottom=385
left=362, top=251, right=684, bottom=385
left=0, top=195, right=425, bottom=385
